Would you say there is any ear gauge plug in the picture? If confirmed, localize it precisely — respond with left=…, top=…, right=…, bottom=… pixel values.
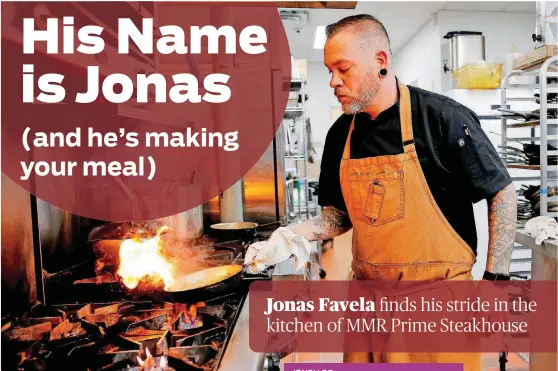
left=379, top=68, right=388, bottom=77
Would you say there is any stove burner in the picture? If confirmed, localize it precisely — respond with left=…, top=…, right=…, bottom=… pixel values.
left=1, top=294, right=244, bottom=371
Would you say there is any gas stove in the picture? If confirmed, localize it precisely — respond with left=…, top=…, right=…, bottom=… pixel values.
left=1, top=235, right=275, bottom=371
left=2, top=293, right=244, bottom=371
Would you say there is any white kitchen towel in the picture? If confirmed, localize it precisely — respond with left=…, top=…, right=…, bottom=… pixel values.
left=525, top=216, right=558, bottom=245
left=244, top=227, right=312, bottom=274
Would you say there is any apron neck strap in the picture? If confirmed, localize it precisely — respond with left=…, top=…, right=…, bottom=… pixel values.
left=341, top=80, right=415, bottom=160
left=342, top=116, right=355, bottom=160
left=398, top=81, right=415, bottom=153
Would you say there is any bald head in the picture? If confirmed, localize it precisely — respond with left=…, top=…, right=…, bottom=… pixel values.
left=326, top=14, right=391, bottom=55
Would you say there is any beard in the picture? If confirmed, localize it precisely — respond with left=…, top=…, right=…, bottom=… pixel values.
left=337, top=71, right=379, bottom=114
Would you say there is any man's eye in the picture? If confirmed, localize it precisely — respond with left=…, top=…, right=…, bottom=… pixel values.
left=339, top=67, right=349, bottom=73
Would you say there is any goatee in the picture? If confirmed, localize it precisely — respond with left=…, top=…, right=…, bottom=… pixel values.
left=340, top=73, right=379, bottom=114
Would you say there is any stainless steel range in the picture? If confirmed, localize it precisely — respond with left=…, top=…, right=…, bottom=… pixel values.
left=1, top=233, right=280, bottom=371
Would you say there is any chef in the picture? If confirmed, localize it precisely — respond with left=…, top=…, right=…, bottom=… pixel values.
left=245, top=14, right=517, bottom=369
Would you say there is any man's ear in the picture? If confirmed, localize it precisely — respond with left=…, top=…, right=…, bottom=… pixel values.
left=376, top=50, right=389, bottom=68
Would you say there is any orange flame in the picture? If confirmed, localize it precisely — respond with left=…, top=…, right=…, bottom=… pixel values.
left=186, top=302, right=204, bottom=320
left=117, top=226, right=173, bottom=290
left=137, top=348, right=168, bottom=370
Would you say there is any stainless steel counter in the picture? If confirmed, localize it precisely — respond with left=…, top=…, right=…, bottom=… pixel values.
left=515, top=230, right=557, bottom=371
left=516, top=230, right=557, bottom=261
left=516, top=230, right=557, bottom=281
left=217, top=273, right=305, bottom=371
left=217, top=295, right=265, bottom=371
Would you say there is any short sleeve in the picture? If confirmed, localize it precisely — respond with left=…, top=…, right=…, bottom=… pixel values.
left=318, top=117, right=349, bottom=212
left=447, top=107, right=512, bottom=203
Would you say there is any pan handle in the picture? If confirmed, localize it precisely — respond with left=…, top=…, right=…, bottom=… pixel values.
left=232, top=252, right=243, bottom=265
left=257, top=221, right=283, bottom=229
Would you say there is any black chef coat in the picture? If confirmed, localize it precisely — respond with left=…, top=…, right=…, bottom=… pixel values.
left=318, top=83, right=512, bottom=254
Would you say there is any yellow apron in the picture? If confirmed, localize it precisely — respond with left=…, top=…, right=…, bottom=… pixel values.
left=340, top=81, right=480, bottom=370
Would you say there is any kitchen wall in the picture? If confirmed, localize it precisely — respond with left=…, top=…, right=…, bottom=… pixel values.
left=391, top=15, right=442, bottom=93
left=393, top=9, right=535, bottom=94
left=305, top=61, right=340, bottom=161
left=438, top=10, right=535, bottom=61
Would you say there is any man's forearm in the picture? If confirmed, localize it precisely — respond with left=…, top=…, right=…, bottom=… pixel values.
left=486, top=183, right=517, bottom=275
left=288, top=206, right=352, bottom=241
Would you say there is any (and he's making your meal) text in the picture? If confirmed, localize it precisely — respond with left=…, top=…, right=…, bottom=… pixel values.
left=19, top=126, right=238, bottom=181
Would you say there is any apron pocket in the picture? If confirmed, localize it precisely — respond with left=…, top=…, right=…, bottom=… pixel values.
left=349, top=171, right=404, bottom=226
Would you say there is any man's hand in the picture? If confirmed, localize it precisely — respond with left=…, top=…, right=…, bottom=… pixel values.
left=243, top=207, right=351, bottom=273
left=486, top=183, right=517, bottom=275
left=288, top=206, right=352, bottom=241
left=244, top=227, right=313, bottom=274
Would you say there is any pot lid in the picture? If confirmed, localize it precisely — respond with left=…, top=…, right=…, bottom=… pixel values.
left=444, top=31, right=483, bottom=39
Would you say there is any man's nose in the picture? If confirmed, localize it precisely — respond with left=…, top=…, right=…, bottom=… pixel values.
left=330, top=72, right=343, bottom=89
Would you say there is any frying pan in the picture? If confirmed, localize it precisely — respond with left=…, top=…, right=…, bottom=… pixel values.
left=164, top=264, right=243, bottom=301
left=209, top=221, right=282, bottom=242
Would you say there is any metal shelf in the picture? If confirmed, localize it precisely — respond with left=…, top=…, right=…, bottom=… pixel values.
left=505, top=97, right=537, bottom=102
left=502, top=57, right=558, bottom=281
left=283, top=78, right=311, bottom=222
left=282, top=78, right=306, bottom=93
left=507, top=84, right=540, bottom=89
left=521, top=69, right=558, bottom=77
left=506, top=164, right=558, bottom=171
left=507, top=119, right=558, bottom=128
left=505, top=135, right=558, bottom=141
left=509, top=257, right=533, bottom=263
left=511, top=176, right=546, bottom=181
left=290, top=79, right=305, bottom=91
left=284, top=108, right=304, bottom=120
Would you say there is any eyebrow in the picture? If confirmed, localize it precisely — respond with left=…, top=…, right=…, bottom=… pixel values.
left=325, top=59, right=352, bottom=68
